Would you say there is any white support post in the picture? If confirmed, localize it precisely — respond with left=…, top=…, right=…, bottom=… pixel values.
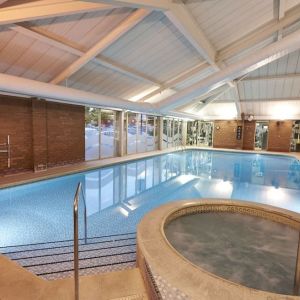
left=117, top=111, right=125, bottom=157
left=158, top=117, right=164, bottom=151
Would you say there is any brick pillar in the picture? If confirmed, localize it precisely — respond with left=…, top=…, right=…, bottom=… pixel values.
left=242, top=120, right=256, bottom=150
left=32, top=98, right=48, bottom=171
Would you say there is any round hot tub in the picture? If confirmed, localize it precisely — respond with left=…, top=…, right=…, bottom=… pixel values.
left=137, top=200, right=300, bottom=300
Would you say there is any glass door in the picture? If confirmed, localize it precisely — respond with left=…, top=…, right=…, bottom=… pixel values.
left=127, top=112, right=137, bottom=154
left=291, top=121, right=300, bottom=152
left=255, top=122, right=269, bottom=150
left=85, top=107, right=100, bottom=161
left=100, top=110, right=116, bottom=159
left=197, top=121, right=213, bottom=147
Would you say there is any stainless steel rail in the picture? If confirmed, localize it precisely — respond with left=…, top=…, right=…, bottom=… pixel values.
left=73, top=182, right=87, bottom=300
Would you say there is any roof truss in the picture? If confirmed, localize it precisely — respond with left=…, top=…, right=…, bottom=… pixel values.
left=10, top=23, right=163, bottom=87
left=50, top=8, right=151, bottom=84
left=0, top=0, right=113, bottom=25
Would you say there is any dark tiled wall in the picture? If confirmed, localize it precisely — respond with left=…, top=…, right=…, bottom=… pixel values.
left=0, top=96, right=85, bottom=175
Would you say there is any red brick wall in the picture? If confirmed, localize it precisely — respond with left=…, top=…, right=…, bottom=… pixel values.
left=32, top=99, right=48, bottom=171
left=213, top=120, right=243, bottom=149
left=242, top=120, right=256, bottom=150
left=47, top=102, right=85, bottom=167
left=0, top=96, right=33, bottom=173
left=268, top=121, right=293, bottom=152
left=0, top=96, right=85, bottom=175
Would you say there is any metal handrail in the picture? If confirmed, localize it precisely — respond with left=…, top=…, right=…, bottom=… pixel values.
left=73, top=182, right=87, bottom=300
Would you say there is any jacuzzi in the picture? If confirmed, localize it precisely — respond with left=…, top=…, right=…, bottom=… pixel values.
left=137, top=199, right=300, bottom=300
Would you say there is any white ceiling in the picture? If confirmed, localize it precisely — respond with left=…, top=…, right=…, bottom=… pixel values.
left=1, top=0, right=300, bottom=120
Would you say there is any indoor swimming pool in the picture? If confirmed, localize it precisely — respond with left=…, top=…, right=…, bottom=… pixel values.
left=1, top=149, right=300, bottom=248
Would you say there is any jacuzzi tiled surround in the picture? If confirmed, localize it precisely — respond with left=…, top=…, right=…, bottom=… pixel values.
left=165, top=204, right=300, bottom=231
left=137, top=200, right=300, bottom=300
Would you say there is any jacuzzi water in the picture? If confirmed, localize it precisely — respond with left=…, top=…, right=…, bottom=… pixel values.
left=0, top=150, right=300, bottom=248
left=165, top=212, right=298, bottom=295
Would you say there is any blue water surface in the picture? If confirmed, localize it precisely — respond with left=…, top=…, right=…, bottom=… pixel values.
left=0, top=149, right=300, bottom=247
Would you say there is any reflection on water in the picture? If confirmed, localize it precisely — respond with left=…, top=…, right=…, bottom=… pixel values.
left=0, top=150, right=300, bottom=246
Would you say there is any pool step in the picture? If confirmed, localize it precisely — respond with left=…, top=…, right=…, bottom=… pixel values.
left=0, top=233, right=136, bottom=280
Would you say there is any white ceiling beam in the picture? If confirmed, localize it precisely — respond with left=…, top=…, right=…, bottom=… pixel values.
left=164, top=1, right=236, bottom=97
left=218, top=3, right=300, bottom=62
left=274, top=0, right=285, bottom=20
left=213, top=97, right=300, bottom=103
left=10, top=24, right=163, bottom=87
left=137, top=62, right=210, bottom=102
left=0, top=0, right=113, bottom=25
left=193, top=86, right=232, bottom=113
left=50, top=9, right=151, bottom=85
left=242, top=74, right=300, bottom=81
left=0, top=73, right=157, bottom=113
left=232, top=82, right=241, bottom=117
left=274, top=0, right=285, bottom=41
left=240, top=97, right=300, bottom=102
left=165, top=1, right=216, bottom=66
left=82, top=0, right=168, bottom=10
left=168, top=110, right=201, bottom=120
left=156, top=29, right=300, bottom=112
left=175, top=85, right=227, bottom=112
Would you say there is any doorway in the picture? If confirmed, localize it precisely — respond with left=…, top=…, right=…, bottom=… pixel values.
left=187, top=121, right=213, bottom=147
left=255, top=122, right=269, bottom=150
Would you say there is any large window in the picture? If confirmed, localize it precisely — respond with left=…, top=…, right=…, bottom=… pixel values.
left=85, top=107, right=117, bottom=161
left=162, top=117, right=184, bottom=149
left=126, top=113, right=158, bottom=155
left=85, top=107, right=100, bottom=161
left=147, top=116, right=155, bottom=151
left=127, top=112, right=137, bottom=155
left=137, top=114, right=147, bottom=153
left=100, top=110, right=116, bottom=158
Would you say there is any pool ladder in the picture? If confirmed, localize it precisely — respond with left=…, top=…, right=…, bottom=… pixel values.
left=72, top=182, right=300, bottom=298
left=73, top=182, right=87, bottom=300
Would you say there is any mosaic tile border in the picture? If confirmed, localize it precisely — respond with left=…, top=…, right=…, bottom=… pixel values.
left=164, top=203, right=300, bottom=231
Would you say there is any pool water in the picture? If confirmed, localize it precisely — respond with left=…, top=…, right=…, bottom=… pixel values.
left=165, top=212, right=298, bottom=295
left=0, top=150, right=300, bottom=247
